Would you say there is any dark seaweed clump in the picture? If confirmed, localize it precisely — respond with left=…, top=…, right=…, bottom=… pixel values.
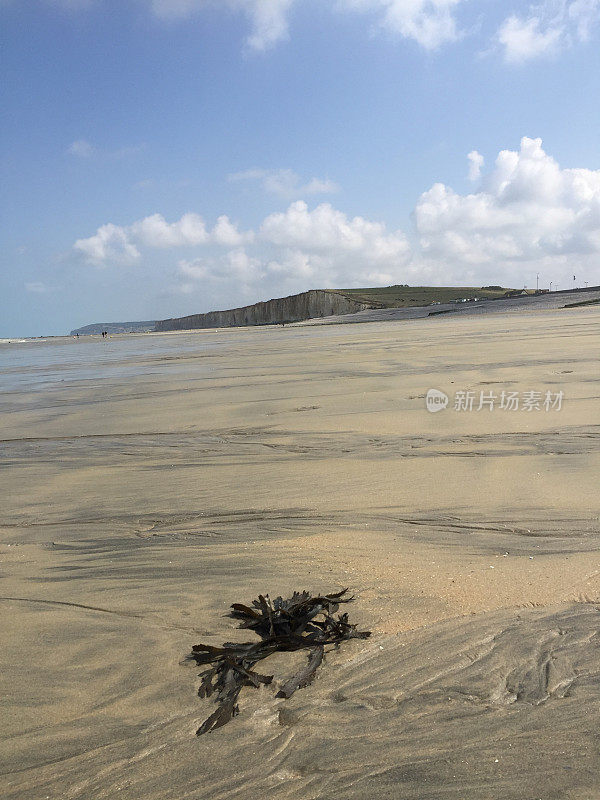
left=186, top=588, right=370, bottom=736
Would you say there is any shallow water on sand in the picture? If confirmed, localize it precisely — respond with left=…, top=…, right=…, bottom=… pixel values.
left=0, top=333, right=226, bottom=392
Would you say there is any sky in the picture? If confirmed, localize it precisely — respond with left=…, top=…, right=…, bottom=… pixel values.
left=2, top=0, right=600, bottom=336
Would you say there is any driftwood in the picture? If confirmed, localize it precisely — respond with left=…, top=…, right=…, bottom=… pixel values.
left=186, top=588, right=370, bottom=736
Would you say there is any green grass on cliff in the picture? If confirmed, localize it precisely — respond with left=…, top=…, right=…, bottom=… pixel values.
left=334, top=285, right=514, bottom=308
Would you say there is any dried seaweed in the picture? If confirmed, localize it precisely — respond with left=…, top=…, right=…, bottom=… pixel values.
left=186, top=588, right=370, bottom=735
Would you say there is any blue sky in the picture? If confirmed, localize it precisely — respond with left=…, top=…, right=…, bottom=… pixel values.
left=2, top=0, right=600, bottom=336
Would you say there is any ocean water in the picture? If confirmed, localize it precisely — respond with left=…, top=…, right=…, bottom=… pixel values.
left=0, top=332, right=228, bottom=393
left=0, top=323, right=357, bottom=400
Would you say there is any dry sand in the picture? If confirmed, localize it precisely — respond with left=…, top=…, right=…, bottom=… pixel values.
left=1, top=306, right=599, bottom=799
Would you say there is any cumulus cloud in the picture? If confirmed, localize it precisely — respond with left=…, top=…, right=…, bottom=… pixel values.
left=498, top=14, right=562, bottom=63
left=131, top=0, right=468, bottom=52
left=175, top=248, right=267, bottom=303
left=568, top=0, right=600, bottom=40
left=339, top=0, right=465, bottom=50
left=245, top=0, right=295, bottom=51
left=174, top=241, right=412, bottom=302
left=415, top=136, right=600, bottom=280
left=74, top=223, right=142, bottom=265
left=260, top=201, right=411, bottom=263
left=497, top=1, right=600, bottom=63
left=212, top=215, right=255, bottom=246
left=149, top=0, right=294, bottom=51
left=180, top=248, right=263, bottom=284
left=167, top=200, right=412, bottom=305
left=27, top=0, right=600, bottom=58
left=261, top=201, right=412, bottom=288
left=467, top=150, right=484, bottom=182
left=16, top=0, right=468, bottom=51
left=130, top=213, right=209, bottom=248
left=74, top=139, right=600, bottom=302
left=74, top=213, right=251, bottom=264
left=76, top=199, right=411, bottom=297
left=229, top=168, right=339, bottom=198
left=155, top=200, right=412, bottom=303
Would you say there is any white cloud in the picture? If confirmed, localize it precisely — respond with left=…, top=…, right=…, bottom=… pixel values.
left=19, top=0, right=469, bottom=51
left=175, top=249, right=266, bottom=303
left=74, top=140, right=600, bottom=299
left=223, top=247, right=263, bottom=279
left=130, top=213, right=208, bottom=248
left=212, top=215, right=255, bottom=246
left=178, top=249, right=262, bottom=284
left=498, top=14, right=561, bottom=63
left=28, top=0, right=600, bottom=59
left=338, top=0, right=465, bottom=49
left=569, top=0, right=600, bottom=40
left=74, top=223, right=141, bottom=265
left=147, top=0, right=468, bottom=51
left=169, top=201, right=413, bottom=302
left=302, top=177, right=340, bottom=194
left=414, top=136, right=600, bottom=281
left=260, top=200, right=410, bottom=262
left=229, top=168, right=339, bottom=198
left=175, top=241, right=412, bottom=302
left=76, top=199, right=410, bottom=296
left=68, top=139, right=95, bottom=158
left=497, top=1, right=600, bottom=63
left=245, top=0, right=294, bottom=51
left=467, top=150, right=484, bottom=182
left=74, top=213, right=251, bottom=264
left=149, top=0, right=294, bottom=51
left=178, top=258, right=210, bottom=282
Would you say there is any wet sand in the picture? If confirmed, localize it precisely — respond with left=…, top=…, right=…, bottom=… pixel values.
left=1, top=307, right=600, bottom=799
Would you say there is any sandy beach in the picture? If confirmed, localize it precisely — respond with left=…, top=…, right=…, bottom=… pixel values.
left=1, top=306, right=600, bottom=799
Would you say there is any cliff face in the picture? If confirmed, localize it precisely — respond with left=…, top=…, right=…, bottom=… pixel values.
left=154, top=290, right=378, bottom=331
